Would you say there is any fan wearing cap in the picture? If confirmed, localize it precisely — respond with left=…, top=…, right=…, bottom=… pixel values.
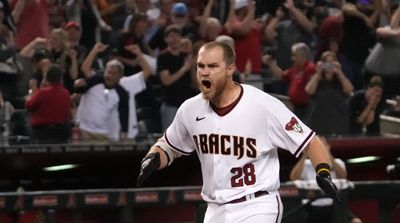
left=148, top=1, right=197, bottom=53
left=64, top=21, right=88, bottom=68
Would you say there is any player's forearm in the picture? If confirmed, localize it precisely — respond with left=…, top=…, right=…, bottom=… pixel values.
left=304, top=136, right=332, bottom=169
left=289, top=154, right=306, bottom=181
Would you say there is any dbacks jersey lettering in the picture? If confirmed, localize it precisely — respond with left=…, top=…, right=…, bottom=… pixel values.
left=192, top=134, right=257, bottom=159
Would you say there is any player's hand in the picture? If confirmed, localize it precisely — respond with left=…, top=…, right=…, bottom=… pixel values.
left=316, top=172, right=339, bottom=202
left=136, top=152, right=161, bottom=187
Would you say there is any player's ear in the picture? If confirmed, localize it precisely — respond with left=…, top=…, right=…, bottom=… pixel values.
left=227, top=63, right=235, bottom=77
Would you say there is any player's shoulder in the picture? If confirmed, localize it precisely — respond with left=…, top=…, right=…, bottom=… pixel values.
left=179, top=93, right=207, bottom=111
left=242, top=84, right=285, bottom=106
left=242, top=84, right=292, bottom=116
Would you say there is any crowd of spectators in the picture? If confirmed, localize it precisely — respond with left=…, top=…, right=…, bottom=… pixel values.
left=0, top=0, right=399, bottom=144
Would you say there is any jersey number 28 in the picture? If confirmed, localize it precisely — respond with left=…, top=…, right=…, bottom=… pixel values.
left=230, top=163, right=256, bottom=187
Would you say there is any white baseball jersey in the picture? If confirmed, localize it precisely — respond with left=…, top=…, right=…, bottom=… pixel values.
left=164, top=84, right=315, bottom=204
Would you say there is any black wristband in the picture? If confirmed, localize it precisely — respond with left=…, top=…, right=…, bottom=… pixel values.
left=315, top=163, right=331, bottom=176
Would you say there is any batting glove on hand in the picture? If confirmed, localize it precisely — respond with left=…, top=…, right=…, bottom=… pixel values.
left=136, top=152, right=160, bottom=187
left=316, top=172, right=339, bottom=202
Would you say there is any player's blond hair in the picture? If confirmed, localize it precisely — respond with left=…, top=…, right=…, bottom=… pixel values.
left=200, top=41, right=236, bottom=66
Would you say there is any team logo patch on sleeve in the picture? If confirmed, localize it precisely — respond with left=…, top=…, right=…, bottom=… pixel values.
left=285, top=117, right=303, bottom=133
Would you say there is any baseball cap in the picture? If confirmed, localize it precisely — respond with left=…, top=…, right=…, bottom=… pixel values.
left=171, top=2, right=188, bottom=16
left=64, top=21, right=80, bottom=30
left=235, top=0, right=248, bottom=10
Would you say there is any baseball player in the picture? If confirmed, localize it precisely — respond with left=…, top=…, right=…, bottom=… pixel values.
left=137, top=41, right=338, bottom=223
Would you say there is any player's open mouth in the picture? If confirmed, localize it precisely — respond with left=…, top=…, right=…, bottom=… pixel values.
left=201, top=80, right=212, bottom=89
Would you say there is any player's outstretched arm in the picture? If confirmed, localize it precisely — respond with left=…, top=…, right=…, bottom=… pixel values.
left=304, top=136, right=339, bottom=201
left=303, top=136, right=331, bottom=171
left=136, top=146, right=169, bottom=187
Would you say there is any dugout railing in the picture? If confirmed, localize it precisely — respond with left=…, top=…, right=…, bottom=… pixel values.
left=0, top=181, right=399, bottom=223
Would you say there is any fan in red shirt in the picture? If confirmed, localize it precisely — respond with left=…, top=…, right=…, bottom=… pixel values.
left=263, top=42, right=316, bottom=120
left=26, top=64, right=72, bottom=144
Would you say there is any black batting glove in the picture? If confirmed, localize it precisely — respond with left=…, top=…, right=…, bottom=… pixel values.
left=315, top=163, right=339, bottom=202
left=136, top=152, right=161, bottom=187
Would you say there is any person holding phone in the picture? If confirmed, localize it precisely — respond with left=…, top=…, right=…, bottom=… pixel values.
left=305, top=51, right=353, bottom=137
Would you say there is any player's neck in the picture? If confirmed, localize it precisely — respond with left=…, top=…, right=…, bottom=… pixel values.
left=211, top=83, right=241, bottom=108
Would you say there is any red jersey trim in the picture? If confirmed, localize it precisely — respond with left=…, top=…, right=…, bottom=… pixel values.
left=211, top=84, right=243, bottom=116
left=294, top=131, right=315, bottom=157
left=275, top=195, right=281, bottom=223
left=164, top=131, right=191, bottom=156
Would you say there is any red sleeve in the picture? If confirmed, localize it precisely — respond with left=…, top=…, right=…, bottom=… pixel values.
left=282, top=69, right=291, bottom=82
left=25, top=91, right=42, bottom=111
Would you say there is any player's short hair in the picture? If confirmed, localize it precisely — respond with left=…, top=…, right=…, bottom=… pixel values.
left=215, top=35, right=235, bottom=50
left=106, top=59, right=124, bottom=75
left=200, top=41, right=236, bottom=66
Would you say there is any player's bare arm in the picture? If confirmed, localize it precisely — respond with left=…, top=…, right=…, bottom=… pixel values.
left=303, top=135, right=338, bottom=200
left=303, top=135, right=331, bottom=168
left=289, top=153, right=307, bottom=181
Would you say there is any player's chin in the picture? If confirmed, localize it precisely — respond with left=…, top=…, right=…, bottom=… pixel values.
left=200, top=88, right=212, bottom=100
left=200, top=85, right=215, bottom=99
